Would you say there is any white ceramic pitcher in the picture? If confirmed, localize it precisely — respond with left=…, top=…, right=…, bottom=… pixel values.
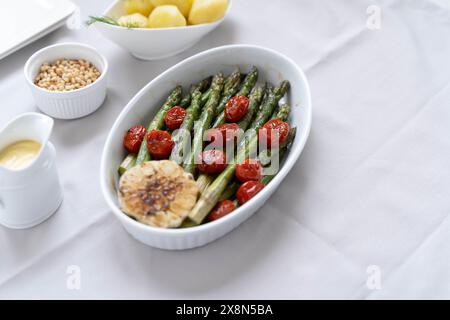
left=0, top=113, right=62, bottom=229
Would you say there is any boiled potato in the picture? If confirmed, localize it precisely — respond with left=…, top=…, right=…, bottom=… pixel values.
left=124, top=0, right=155, bottom=16
left=188, top=0, right=228, bottom=25
left=118, top=13, right=149, bottom=28
left=148, top=5, right=187, bottom=28
left=150, top=0, right=192, bottom=17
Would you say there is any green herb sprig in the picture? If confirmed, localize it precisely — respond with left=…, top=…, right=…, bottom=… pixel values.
left=86, top=16, right=141, bottom=28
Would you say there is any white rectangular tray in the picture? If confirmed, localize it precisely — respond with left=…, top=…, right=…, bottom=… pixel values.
left=0, top=0, right=76, bottom=60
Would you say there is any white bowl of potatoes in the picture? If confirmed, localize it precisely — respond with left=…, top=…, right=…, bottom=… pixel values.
left=89, top=0, right=231, bottom=60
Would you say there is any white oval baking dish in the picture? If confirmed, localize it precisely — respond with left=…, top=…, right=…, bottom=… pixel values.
left=100, top=45, right=312, bottom=250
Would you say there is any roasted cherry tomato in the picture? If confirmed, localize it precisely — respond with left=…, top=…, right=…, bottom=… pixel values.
left=236, top=181, right=265, bottom=205
left=207, top=200, right=236, bottom=222
left=225, top=96, right=250, bottom=122
left=258, top=118, right=290, bottom=148
left=164, top=106, right=186, bottom=130
left=235, top=159, right=263, bottom=183
left=123, top=125, right=146, bottom=153
left=206, top=123, right=240, bottom=146
left=146, top=130, right=174, bottom=160
left=197, top=150, right=227, bottom=174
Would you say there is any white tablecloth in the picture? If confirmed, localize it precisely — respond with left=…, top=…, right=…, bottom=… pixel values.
left=1, top=0, right=449, bottom=299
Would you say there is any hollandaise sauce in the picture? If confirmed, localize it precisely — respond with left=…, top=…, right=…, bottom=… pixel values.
left=0, top=140, right=41, bottom=170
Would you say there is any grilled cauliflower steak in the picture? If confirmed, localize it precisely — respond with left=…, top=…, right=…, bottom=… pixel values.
left=118, top=160, right=199, bottom=228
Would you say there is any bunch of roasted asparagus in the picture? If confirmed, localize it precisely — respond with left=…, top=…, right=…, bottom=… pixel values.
left=118, top=67, right=296, bottom=227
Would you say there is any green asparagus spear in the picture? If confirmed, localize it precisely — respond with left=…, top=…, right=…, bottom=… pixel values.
left=189, top=133, right=258, bottom=224
left=118, top=154, right=137, bottom=175
left=135, top=86, right=182, bottom=166
left=214, top=70, right=242, bottom=116
left=242, top=83, right=272, bottom=125
left=245, top=102, right=290, bottom=161
left=187, top=180, right=241, bottom=226
left=179, top=89, right=193, bottom=109
left=196, top=174, right=213, bottom=195
left=272, top=104, right=291, bottom=121
left=195, top=172, right=213, bottom=194
left=188, top=80, right=290, bottom=224
left=218, top=180, right=240, bottom=201
left=262, top=83, right=274, bottom=101
left=237, top=84, right=266, bottom=130
left=241, top=81, right=290, bottom=159
left=211, top=67, right=259, bottom=128
left=170, top=88, right=203, bottom=163
left=257, top=84, right=273, bottom=114
left=259, top=174, right=275, bottom=187
left=199, top=77, right=213, bottom=92
left=184, top=73, right=225, bottom=174
left=194, top=70, right=241, bottom=130
left=237, top=67, right=259, bottom=97
left=180, top=77, right=212, bottom=108
left=200, top=88, right=212, bottom=106
left=195, top=83, right=266, bottom=194
left=257, top=103, right=291, bottom=163
left=260, top=128, right=296, bottom=185
left=249, top=80, right=290, bottom=130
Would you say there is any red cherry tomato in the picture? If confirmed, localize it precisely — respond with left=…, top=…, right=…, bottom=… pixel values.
left=225, top=96, right=250, bottom=122
left=164, top=106, right=186, bottom=130
left=258, top=119, right=290, bottom=148
left=123, top=125, right=146, bottom=153
left=197, top=150, right=227, bottom=174
left=146, top=130, right=174, bottom=160
left=235, top=159, right=262, bottom=183
left=236, top=181, right=265, bottom=205
left=207, top=200, right=236, bottom=222
left=206, top=123, right=240, bottom=146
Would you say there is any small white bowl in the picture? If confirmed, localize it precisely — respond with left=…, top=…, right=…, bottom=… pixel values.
left=24, top=42, right=108, bottom=120
left=101, top=45, right=312, bottom=250
left=93, top=0, right=232, bottom=60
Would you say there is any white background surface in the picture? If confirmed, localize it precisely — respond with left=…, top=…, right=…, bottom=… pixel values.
left=1, top=0, right=450, bottom=299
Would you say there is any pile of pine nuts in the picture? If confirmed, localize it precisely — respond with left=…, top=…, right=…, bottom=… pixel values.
left=34, top=59, right=101, bottom=91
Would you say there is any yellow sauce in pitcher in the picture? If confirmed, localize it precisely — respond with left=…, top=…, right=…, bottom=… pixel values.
left=0, top=140, right=41, bottom=170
